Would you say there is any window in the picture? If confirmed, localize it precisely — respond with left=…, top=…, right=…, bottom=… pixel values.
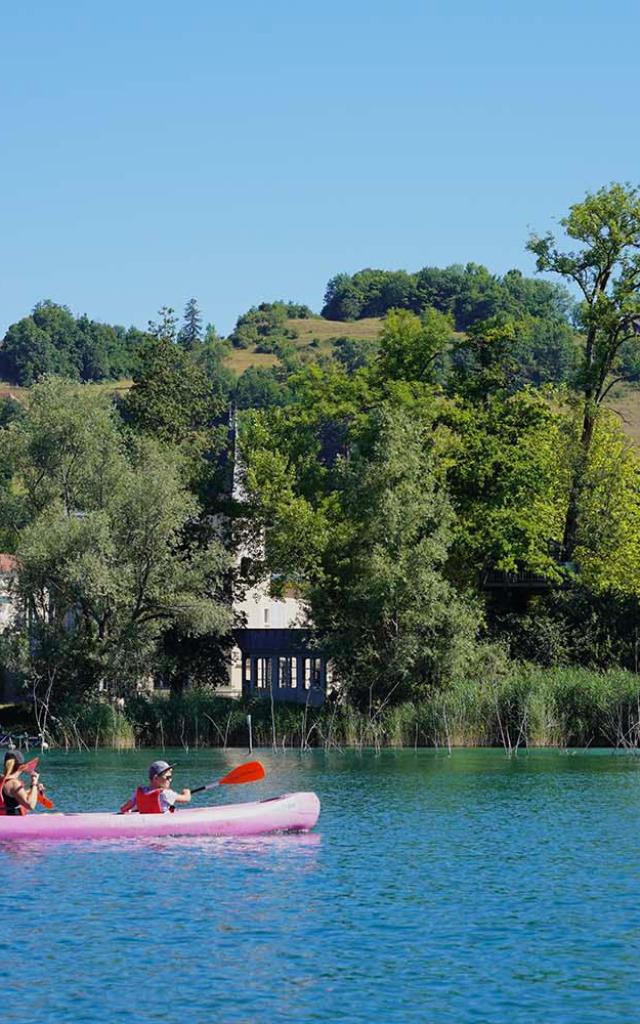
left=278, top=657, right=297, bottom=689
left=256, top=657, right=272, bottom=690
left=243, top=657, right=251, bottom=685
left=263, top=607, right=270, bottom=626
left=303, top=658, right=323, bottom=690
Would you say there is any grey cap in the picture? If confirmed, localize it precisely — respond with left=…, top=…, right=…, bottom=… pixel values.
left=148, top=759, right=176, bottom=780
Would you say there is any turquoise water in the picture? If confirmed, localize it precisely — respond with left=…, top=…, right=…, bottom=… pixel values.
left=1, top=748, right=639, bottom=1023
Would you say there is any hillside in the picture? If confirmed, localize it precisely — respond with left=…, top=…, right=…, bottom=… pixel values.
left=3, top=314, right=639, bottom=449
left=287, top=316, right=384, bottom=345
left=223, top=315, right=384, bottom=373
left=604, top=384, right=640, bottom=449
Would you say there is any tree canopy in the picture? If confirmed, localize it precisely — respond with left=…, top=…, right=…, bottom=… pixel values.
left=322, top=263, right=573, bottom=329
left=0, top=378, right=231, bottom=718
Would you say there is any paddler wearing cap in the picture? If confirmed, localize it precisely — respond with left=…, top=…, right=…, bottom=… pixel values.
left=0, top=750, right=41, bottom=816
left=119, top=760, right=192, bottom=814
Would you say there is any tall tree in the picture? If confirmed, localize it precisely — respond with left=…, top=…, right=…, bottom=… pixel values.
left=178, top=298, right=203, bottom=350
left=148, top=306, right=178, bottom=344
left=123, top=335, right=226, bottom=446
left=310, top=406, right=481, bottom=710
left=527, top=183, right=640, bottom=558
left=0, top=378, right=231, bottom=718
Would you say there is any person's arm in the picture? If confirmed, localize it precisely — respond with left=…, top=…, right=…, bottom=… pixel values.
left=170, top=788, right=191, bottom=805
left=119, top=792, right=137, bottom=814
left=6, top=772, right=40, bottom=811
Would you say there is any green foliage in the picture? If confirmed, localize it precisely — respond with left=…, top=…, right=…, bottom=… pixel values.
left=147, top=306, right=178, bottom=344
left=235, top=366, right=292, bottom=410
left=123, top=334, right=227, bottom=446
left=449, top=313, right=579, bottom=397
left=0, top=396, right=24, bottom=429
left=441, top=389, right=569, bottom=578
left=332, top=336, right=379, bottom=374
left=0, top=378, right=232, bottom=712
left=308, top=406, right=482, bottom=709
left=528, top=183, right=640, bottom=556
left=243, top=391, right=479, bottom=712
left=488, top=586, right=640, bottom=672
left=322, top=263, right=572, bottom=329
left=528, top=183, right=640, bottom=403
left=376, top=307, right=454, bottom=384
left=0, top=301, right=143, bottom=385
left=450, top=315, right=524, bottom=400
left=177, top=298, right=203, bottom=350
left=229, top=301, right=303, bottom=353
left=575, top=411, right=640, bottom=596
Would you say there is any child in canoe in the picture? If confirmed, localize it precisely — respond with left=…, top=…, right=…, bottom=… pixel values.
left=0, top=750, right=41, bottom=815
left=119, top=759, right=192, bottom=814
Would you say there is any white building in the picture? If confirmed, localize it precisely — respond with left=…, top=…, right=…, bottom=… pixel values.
left=0, top=554, right=19, bottom=632
left=219, top=424, right=329, bottom=706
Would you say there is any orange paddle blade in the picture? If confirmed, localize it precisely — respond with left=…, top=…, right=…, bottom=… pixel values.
left=219, top=761, right=266, bottom=786
left=37, top=792, right=54, bottom=810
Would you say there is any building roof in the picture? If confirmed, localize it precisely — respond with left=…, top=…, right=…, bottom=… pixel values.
left=0, top=554, right=18, bottom=574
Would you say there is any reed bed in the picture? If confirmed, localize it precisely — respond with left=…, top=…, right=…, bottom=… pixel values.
left=40, top=666, right=640, bottom=751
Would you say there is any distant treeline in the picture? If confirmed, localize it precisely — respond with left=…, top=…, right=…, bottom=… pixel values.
left=0, top=262, right=575, bottom=387
left=0, top=300, right=148, bottom=386
left=321, top=264, right=573, bottom=328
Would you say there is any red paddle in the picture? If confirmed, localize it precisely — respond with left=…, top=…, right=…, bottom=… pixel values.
left=191, top=760, right=265, bottom=795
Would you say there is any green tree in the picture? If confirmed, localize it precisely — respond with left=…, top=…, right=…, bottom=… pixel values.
left=123, top=335, right=226, bottom=446
left=178, top=298, right=203, bottom=350
left=527, top=182, right=640, bottom=557
left=0, top=379, right=231, bottom=716
left=310, top=406, right=481, bottom=709
left=376, top=307, right=453, bottom=384
left=440, top=390, right=569, bottom=581
left=148, top=306, right=178, bottom=344
left=332, top=336, right=379, bottom=375
left=574, top=410, right=640, bottom=596
left=235, top=366, right=291, bottom=409
left=450, top=315, right=523, bottom=402
left=322, top=273, right=365, bottom=320
left=0, top=302, right=142, bottom=385
left=0, top=317, right=59, bottom=384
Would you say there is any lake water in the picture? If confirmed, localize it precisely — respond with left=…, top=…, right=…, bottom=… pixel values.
left=1, top=748, right=639, bottom=1023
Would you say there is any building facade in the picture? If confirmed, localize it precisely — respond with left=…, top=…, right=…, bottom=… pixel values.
left=223, top=577, right=328, bottom=707
left=0, top=555, right=19, bottom=632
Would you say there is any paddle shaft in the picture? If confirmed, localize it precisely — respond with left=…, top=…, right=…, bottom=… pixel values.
left=190, top=760, right=265, bottom=795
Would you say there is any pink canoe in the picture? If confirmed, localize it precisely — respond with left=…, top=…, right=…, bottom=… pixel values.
left=0, top=792, right=320, bottom=841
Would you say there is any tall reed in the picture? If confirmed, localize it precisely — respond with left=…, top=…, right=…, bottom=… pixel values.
left=44, top=667, right=640, bottom=750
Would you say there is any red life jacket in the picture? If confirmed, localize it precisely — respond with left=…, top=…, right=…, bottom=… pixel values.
left=0, top=775, right=29, bottom=816
left=135, top=786, right=165, bottom=814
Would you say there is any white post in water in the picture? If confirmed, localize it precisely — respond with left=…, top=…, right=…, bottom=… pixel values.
left=247, top=714, right=253, bottom=754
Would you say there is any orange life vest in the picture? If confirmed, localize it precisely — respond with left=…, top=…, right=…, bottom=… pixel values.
left=135, top=786, right=165, bottom=814
left=0, top=775, right=29, bottom=816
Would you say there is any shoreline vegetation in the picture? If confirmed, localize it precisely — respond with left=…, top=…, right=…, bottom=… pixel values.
left=3, top=666, right=640, bottom=753
left=2, top=185, right=640, bottom=743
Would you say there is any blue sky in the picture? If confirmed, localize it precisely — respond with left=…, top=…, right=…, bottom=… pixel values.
left=1, top=0, right=638, bottom=337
